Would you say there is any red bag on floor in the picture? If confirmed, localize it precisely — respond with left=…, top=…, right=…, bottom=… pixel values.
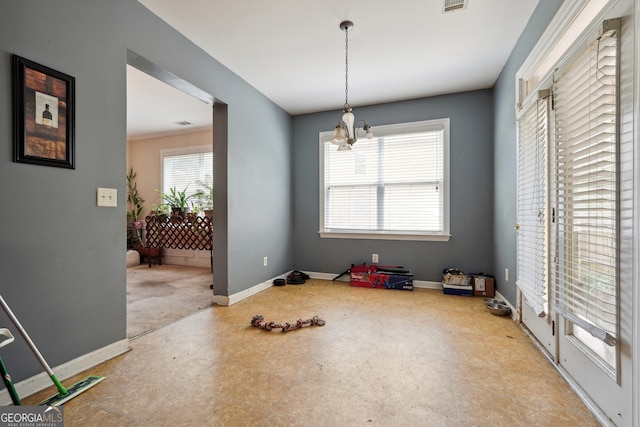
left=349, top=263, right=413, bottom=291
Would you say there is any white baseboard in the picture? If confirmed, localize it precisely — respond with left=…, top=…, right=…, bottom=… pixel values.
left=213, top=270, right=353, bottom=306
left=0, top=338, right=130, bottom=405
left=309, top=271, right=345, bottom=281
left=215, top=271, right=518, bottom=307
left=307, top=271, right=442, bottom=290
left=211, top=294, right=230, bottom=306
left=213, top=271, right=455, bottom=306
left=212, top=273, right=289, bottom=306
left=413, top=280, right=442, bottom=289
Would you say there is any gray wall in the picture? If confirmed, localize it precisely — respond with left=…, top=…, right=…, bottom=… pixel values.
left=0, top=0, right=566, bottom=387
left=292, top=90, right=495, bottom=281
left=492, top=0, right=564, bottom=304
left=0, top=0, right=292, bottom=382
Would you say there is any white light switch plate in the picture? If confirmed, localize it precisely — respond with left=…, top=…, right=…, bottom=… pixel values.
left=97, top=187, right=117, bottom=207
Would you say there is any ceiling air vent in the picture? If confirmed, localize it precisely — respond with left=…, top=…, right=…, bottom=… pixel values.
left=443, top=0, right=467, bottom=13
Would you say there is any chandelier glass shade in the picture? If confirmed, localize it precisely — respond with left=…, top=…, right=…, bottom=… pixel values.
left=330, top=20, right=373, bottom=151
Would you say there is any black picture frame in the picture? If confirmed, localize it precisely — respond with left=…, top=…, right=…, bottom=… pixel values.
left=12, top=54, right=75, bottom=169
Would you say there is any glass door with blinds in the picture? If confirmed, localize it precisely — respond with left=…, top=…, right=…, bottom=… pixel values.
left=516, top=4, right=633, bottom=423
left=551, top=21, right=628, bottom=421
left=516, top=91, right=556, bottom=358
left=554, top=26, right=618, bottom=371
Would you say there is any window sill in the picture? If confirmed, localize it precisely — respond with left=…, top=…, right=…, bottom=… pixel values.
left=318, top=231, right=451, bottom=242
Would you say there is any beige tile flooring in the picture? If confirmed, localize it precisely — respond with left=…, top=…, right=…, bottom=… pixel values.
left=25, top=279, right=600, bottom=426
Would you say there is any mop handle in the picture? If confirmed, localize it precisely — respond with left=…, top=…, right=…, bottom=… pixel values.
left=0, top=294, right=55, bottom=377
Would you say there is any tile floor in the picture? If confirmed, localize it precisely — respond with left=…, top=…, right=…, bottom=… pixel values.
left=24, top=279, right=600, bottom=426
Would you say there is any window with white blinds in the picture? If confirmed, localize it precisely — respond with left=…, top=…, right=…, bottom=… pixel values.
left=553, top=29, right=618, bottom=347
left=516, top=92, right=550, bottom=316
left=319, top=119, right=450, bottom=240
left=161, top=145, right=213, bottom=200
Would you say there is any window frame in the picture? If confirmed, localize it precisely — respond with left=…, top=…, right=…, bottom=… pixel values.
left=318, top=118, right=450, bottom=241
left=160, top=144, right=213, bottom=200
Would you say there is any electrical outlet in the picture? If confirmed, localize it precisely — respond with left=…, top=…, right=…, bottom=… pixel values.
left=505, top=268, right=509, bottom=282
left=372, top=253, right=379, bottom=263
left=263, top=256, right=268, bottom=267
left=97, top=187, right=117, bottom=207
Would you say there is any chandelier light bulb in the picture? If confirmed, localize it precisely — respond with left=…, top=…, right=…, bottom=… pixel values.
left=331, top=124, right=347, bottom=145
left=364, top=124, right=373, bottom=139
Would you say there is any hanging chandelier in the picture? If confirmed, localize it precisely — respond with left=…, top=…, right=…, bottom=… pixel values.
left=330, top=20, right=373, bottom=151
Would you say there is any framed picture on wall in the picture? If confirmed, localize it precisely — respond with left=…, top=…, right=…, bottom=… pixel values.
left=12, top=54, right=75, bottom=169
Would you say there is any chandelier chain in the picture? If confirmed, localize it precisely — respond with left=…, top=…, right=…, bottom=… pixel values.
left=344, top=24, right=349, bottom=109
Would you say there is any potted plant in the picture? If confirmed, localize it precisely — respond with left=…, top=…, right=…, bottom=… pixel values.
left=135, top=238, right=162, bottom=267
left=156, top=186, right=199, bottom=219
left=195, top=180, right=214, bottom=219
left=149, top=203, right=170, bottom=219
left=137, top=204, right=168, bottom=267
left=126, top=168, right=145, bottom=247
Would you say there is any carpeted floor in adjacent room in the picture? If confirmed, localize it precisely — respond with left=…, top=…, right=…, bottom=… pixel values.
left=126, top=264, right=213, bottom=338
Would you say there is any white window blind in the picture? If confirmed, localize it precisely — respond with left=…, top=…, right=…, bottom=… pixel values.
left=319, top=119, right=449, bottom=240
left=162, top=146, right=213, bottom=200
left=516, top=92, right=550, bottom=316
left=553, top=29, right=618, bottom=346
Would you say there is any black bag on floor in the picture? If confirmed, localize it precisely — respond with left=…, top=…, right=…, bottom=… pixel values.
left=286, top=270, right=308, bottom=285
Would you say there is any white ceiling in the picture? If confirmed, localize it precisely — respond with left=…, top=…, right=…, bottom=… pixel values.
left=127, top=0, right=540, bottom=140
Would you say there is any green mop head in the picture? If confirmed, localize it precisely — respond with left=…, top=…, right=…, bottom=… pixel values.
left=38, top=375, right=105, bottom=406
